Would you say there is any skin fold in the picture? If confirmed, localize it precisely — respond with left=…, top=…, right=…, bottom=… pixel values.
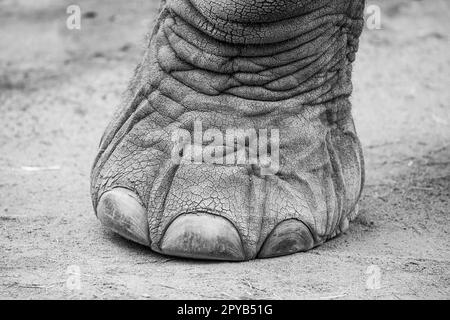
left=91, top=0, right=366, bottom=260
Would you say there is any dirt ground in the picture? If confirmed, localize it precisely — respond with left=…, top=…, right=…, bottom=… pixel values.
left=0, top=0, right=449, bottom=300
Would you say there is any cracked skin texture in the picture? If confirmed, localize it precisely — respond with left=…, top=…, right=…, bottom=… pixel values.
left=91, top=0, right=366, bottom=260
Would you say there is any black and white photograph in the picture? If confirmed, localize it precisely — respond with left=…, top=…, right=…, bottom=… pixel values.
left=0, top=0, right=449, bottom=302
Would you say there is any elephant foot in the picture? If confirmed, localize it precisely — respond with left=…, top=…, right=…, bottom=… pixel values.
left=95, top=128, right=363, bottom=261
left=91, top=0, right=366, bottom=261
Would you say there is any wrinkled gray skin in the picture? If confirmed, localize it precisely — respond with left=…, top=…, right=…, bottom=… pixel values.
left=91, top=0, right=366, bottom=261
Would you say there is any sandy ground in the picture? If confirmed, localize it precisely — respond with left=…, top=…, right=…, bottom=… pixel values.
left=0, top=0, right=449, bottom=300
